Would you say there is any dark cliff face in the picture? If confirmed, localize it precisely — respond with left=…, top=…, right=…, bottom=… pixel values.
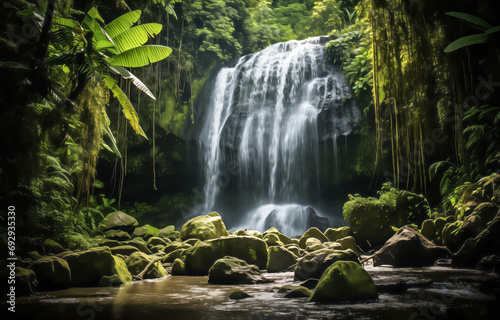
left=189, top=37, right=361, bottom=216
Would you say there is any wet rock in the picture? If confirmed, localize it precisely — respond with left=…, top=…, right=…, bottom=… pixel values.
left=324, top=226, right=352, bottom=242
left=32, top=256, right=71, bottom=290
left=132, top=224, right=159, bottom=240
left=184, top=236, right=268, bottom=275
left=171, top=258, right=186, bottom=275
left=373, top=226, right=450, bottom=267
left=298, top=228, right=329, bottom=249
left=267, top=246, right=297, bottom=272
left=476, top=255, right=500, bottom=273
left=11, top=267, right=38, bottom=295
left=147, top=237, right=168, bottom=248
left=98, top=256, right=132, bottom=286
left=180, top=212, right=229, bottom=241
left=309, top=261, right=377, bottom=302
left=125, top=252, right=167, bottom=279
left=208, top=256, right=272, bottom=284
left=228, top=288, right=252, bottom=299
left=110, top=245, right=140, bottom=256
left=101, top=211, right=138, bottom=233
left=294, top=248, right=359, bottom=281
left=63, top=247, right=131, bottom=286
left=105, top=230, right=131, bottom=241
left=284, top=286, right=312, bottom=298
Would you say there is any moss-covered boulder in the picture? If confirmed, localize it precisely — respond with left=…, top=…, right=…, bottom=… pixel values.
left=132, top=225, right=159, bottom=240
left=263, top=233, right=284, bottom=247
left=180, top=212, right=229, bottom=241
left=96, top=239, right=123, bottom=248
left=322, top=242, right=343, bottom=250
left=285, top=244, right=302, bottom=257
left=284, top=286, right=312, bottom=298
left=228, top=288, right=252, bottom=299
left=373, top=226, right=450, bottom=267
left=294, top=248, right=359, bottom=281
left=163, top=241, right=192, bottom=254
left=63, top=247, right=131, bottom=286
left=337, top=236, right=358, bottom=255
left=105, top=230, right=131, bottom=241
left=110, top=245, right=140, bottom=256
left=158, top=225, right=177, bottom=239
left=125, top=252, right=167, bottom=279
left=150, top=245, right=166, bottom=254
left=184, top=238, right=201, bottom=246
left=305, top=238, right=324, bottom=252
left=267, top=246, right=297, bottom=272
left=455, top=203, right=499, bottom=243
left=420, top=219, right=436, bottom=240
left=309, top=261, right=377, bottom=302
left=442, top=221, right=462, bottom=250
left=171, top=258, right=186, bottom=275
left=208, top=256, right=272, bottom=284
left=101, top=211, right=138, bottom=233
left=98, top=256, right=132, bottom=286
left=324, top=227, right=352, bottom=242
left=12, top=267, right=38, bottom=295
left=298, top=228, right=329, bottom=249
left=123, top=240, right=152, bottom=254
left=263, top=228, right=293, bottom=245
left=32, top=256, right=71, bottom=290
left=235, top=230, right=263, bottom=238
left=161, top=249, right=187, bottom=263
left=184, top=236, right=268, bottom=275
left=147, top=237, right=168, bottom=248
left=42, top=239, right=65, bottom=254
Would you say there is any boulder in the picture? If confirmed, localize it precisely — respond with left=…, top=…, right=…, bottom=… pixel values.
left=161, top=249, right=187, bottom=263
left=322, top=242, right=343, bottom=250
left=163, top=241, right=192, bottom=254
left=101, top=211, right=138, bottom=233
left=158, top=225, right=176, bottom=239
left=184, top=236, right=268, bottom=275
left=267, top=246, right=297, bottom=272
left=235, top=230, right=263, bottom=238
left=110, top=245, right=140, bottom=256
left=150, top=245, right=166, bottom=254
left=184, top=238, right=201, bottom=246
left=147, top=237, right=168, bottom=248
left=263, top=228, right=293, bottom=245
left=453, top=213, right=500, bottom=267
left=285, top=244, right=302, bottom=257
left=455, top=203, right=499, bottom=243
left=420, top=219, right=436, bottom=240
left=98, top=256, right=132, bottom=286
left=263, top=233, right=284, bottom=247
left=125, top=252, right=167, bottom=279
left=132, top=225, right=159, bottom=239
left=32, top=256, right=71, bottom=290
left=305, top=238, right=324, bottom=252
left=122, top=240, right=152, bottom=254
left=42, top=239, right=65, bottom=254
left=373, top=226, right=451, bottom=267
left=105, top=230, right=131, bottom=241
left=294, top=248, right=359, bottom=281
left=309, top=261, right=378, bottom=302
left=180, top=212, right=229, bottom=241
left=63, top=247, right=131, bottom=287
left=324, top=226, right=352, bottom=242
left=228, top=288, right=252, bottom=299
left=171, top=258, right=186, bottom=275
left=97, top=239, right=123, bottom=248
left=284, top=286, right=312, bottom=298
left=208, top=256, right=272, bottom=284
left=298, top=228, right=329, bottom=249
left=12, top=267, right=38, bottom=295
left=337, top=236, right=358, bottom=255
left=442, top=221, right=462, bottom=250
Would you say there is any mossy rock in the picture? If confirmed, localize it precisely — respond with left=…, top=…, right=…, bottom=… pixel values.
left=12, top=267, right=38, bottom=295
left=184, top=238, right=202, bottom=246
left=98, top=256, right=132, bottom=286
left=32, top=256, right=71, bottom=291
left=263, top=233, right=284, bottom=247
left=105, top=230, right=131, bottom=241
left=208, top=256, right=271, bottom=284
left=228, top=288, right=252, bottom=299
left=309, top=261, right=378, bottom=302
left=284, top=286, right=312, bottom=298
left=442, top=221, right=463, bottom=251
left=101, top=211, right=138, bottom=232
left=180, top=212, right=229, bottom=241
left=267, top=246, right=297, bottom=272
left=298, top=228, right=329, bottom=249
left=285, top=244, right=302, bottom=257
left=294, top=248, right=359, bottom=281
left=171, top=258, right=186, bottom=275
left=122, top=240, right=152, bottom=254
left=420, top=219, right=437, bottom=240
left=147, top=237, right=168, bottom=248
left=235, top=230, right=263, bottom=238
left=324, top=227, right=352, bottom=242
left=150, top=245, right=166, bottom=254
left=161, top=249, right=187, bottom=263
left=262, top=228, right=293, bottom=245
left=27, top=251, right=43, bottom=261
left=63, top=247, right=130, bottom=287
left=305, top=238, right=324, bottom=252
left=125, top=252, right=167, bottom=279
left=184, top=236, right=268, bottom=275
left=42, top=239, right=65, bottom=254
left=337, top=236, right=358, bottom=255
left=97, top=239, right=123, bottom=248
left=110, top=245, right=140, bottom=256
left=132, top=225, right=159, bottom=240
left=163, top=241, right=192, bottom=254
left=158, top=225, right=176, bottom=239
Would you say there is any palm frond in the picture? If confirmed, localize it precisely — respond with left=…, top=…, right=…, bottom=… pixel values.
left=444, top=33, right=487, bottom=53
left=109, top=45, right=172, bottom=67
left=112, top=23, right=163, bottom=52
left=104, top=10, right=141, bottom=39
left=446, top=12, right=491, bottom=32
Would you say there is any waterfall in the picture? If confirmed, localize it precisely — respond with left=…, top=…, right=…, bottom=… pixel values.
left=192, top=36, right=360, bottom=235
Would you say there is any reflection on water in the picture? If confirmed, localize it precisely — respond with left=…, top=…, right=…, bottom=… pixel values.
left=13, top=267, right=500, bottom=320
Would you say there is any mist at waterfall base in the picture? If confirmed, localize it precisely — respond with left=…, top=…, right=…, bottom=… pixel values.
left=188, top=36, right=360, bottom=236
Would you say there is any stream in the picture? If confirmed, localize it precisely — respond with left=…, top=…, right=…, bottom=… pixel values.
left=12, top=266, right=500, bottom=320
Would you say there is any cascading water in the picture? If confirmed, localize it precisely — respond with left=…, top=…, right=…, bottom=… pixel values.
left=192, top=36, right=360, bottom=235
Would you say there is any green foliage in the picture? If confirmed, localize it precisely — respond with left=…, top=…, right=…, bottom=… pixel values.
left=444, top=12, right=500, bottom=52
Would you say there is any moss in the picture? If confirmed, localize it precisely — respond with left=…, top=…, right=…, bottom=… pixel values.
left=228, top=288, right=251, bottom=300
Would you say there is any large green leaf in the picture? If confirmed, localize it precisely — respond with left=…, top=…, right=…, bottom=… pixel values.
left=445, top=12, right=491, bottom=32
left=444, top=33, right=488, bottom=53
left=104, top=10, right=141, bottom=39
left=103, top=76, right=148, bottom=139
left=113, top=23, right=163, bottom=52
left=109, top=45, right=172, bottom=67
left=82, top=7, right=104, bottom=32
left=109, top=65, right=156, bottom=99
